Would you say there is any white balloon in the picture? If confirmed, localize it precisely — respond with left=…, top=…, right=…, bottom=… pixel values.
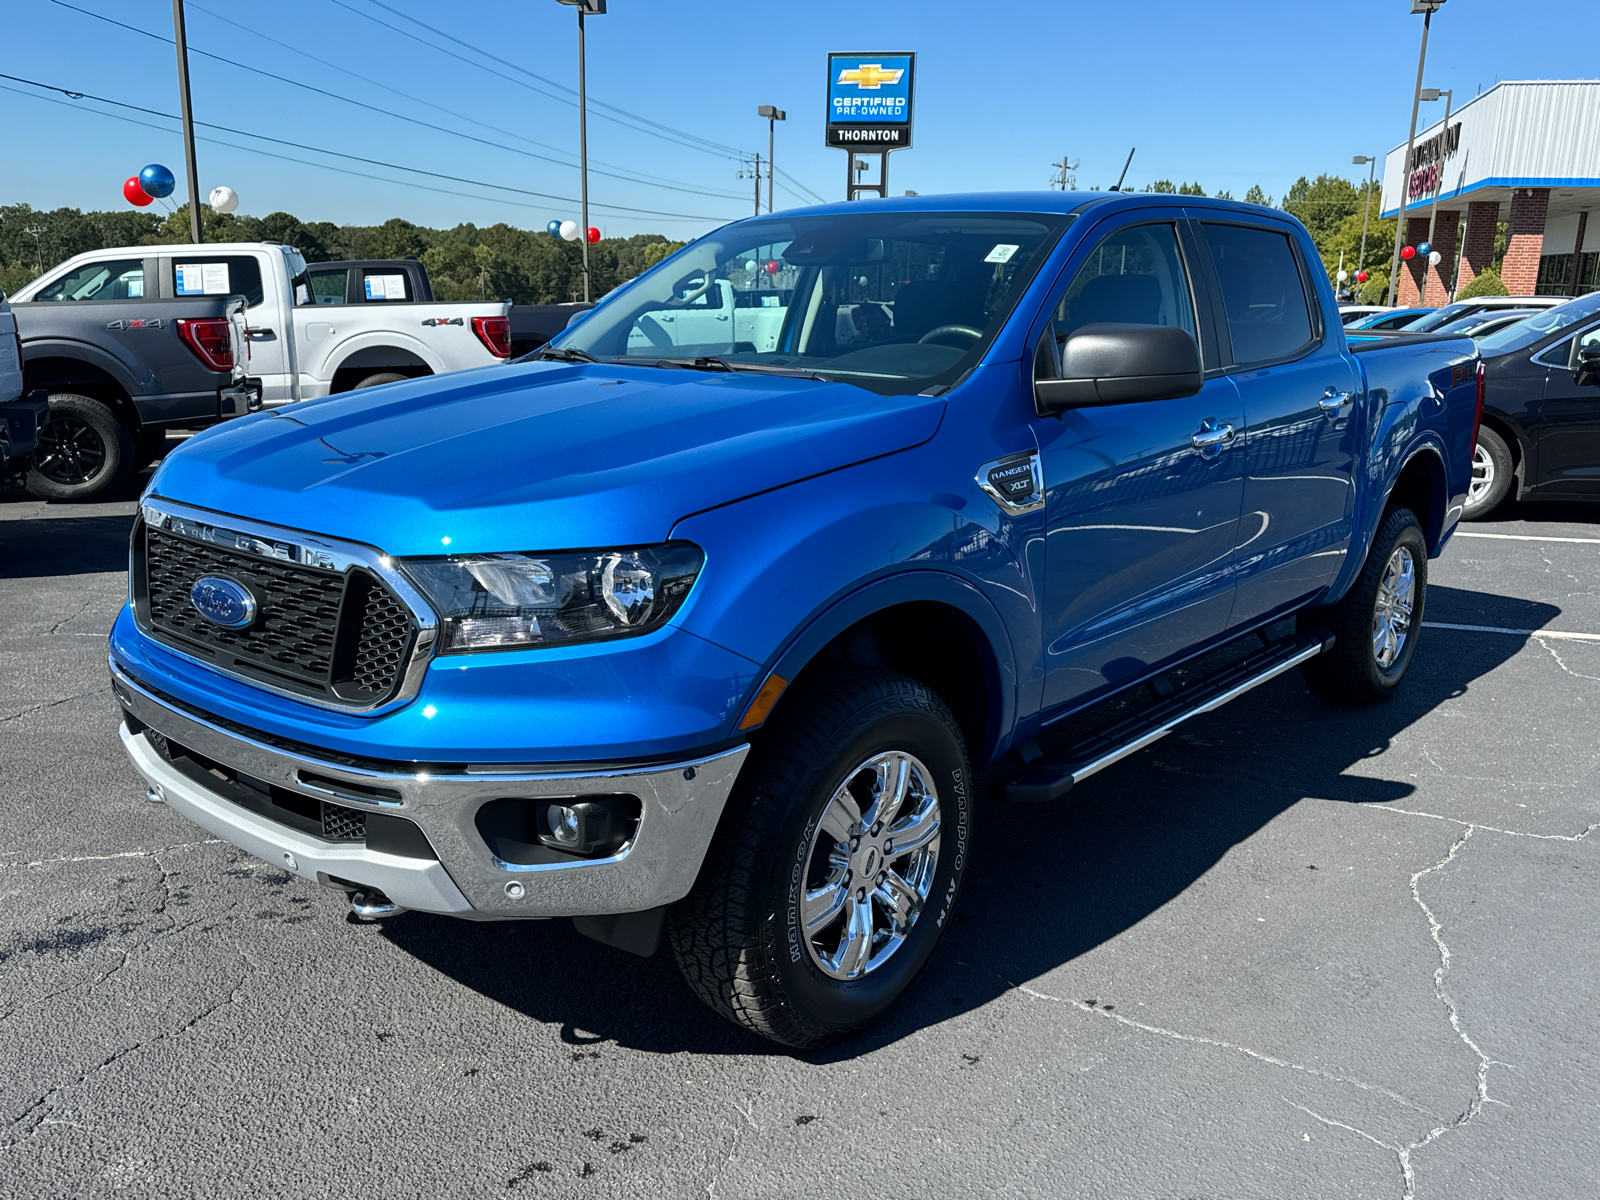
left=559, top=220, right=580, bottom=242
left=208, top=185, right=238, bottom=214
left=1336, top=269, right=1349, bottom=281
left=1428, top=250, right=1443, bottom=265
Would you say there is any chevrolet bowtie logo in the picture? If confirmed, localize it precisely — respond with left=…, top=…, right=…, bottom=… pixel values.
left=837, top=63, right=904, bottom=90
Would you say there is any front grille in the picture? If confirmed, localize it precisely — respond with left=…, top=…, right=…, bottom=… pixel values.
left=320, top=801, right=368, bottom=841
left=135, top=524, right=418, bottom=707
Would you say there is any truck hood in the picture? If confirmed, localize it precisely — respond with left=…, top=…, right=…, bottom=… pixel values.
left=153, top=361, right=947, bottom=555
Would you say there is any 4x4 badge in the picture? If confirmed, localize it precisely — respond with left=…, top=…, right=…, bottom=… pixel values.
left=106, top=318, right=165, bottom=330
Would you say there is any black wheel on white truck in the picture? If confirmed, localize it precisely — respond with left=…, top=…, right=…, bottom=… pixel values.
left=671, top=669, right=970, bottom=1048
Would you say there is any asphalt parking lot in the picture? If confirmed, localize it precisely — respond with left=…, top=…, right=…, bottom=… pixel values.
left=2, top=457, right=1597, bottom=1200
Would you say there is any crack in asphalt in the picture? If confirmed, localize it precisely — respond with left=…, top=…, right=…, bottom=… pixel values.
left=0, top=691, right=99, bottom=725
left=0, top=839, right=224, bottom=872
left=1535, top=636, right=1600, bottom=682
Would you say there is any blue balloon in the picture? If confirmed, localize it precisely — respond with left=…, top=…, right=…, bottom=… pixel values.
left=139, top=164, right=176, bottom=199
left=546, top=220, right=562, bottom=236
left=1417, top=241, right=1432, bottom=256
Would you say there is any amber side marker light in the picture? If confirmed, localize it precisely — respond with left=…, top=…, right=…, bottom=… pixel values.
left=738, top=674, right=789, bottom=731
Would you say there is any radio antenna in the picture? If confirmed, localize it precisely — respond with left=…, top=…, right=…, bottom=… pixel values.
left=1109, top=147, right=1136, bottom=192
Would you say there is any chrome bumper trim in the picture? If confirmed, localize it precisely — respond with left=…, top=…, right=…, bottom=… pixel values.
left=110, top=656, right=750, bottom=919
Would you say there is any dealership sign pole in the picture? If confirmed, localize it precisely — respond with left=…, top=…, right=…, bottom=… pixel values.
left=827, top=53, right=915, bottom=200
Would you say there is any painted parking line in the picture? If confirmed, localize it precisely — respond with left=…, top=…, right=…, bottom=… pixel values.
left=1453, top=531, right=1600, bottom=544
left=1422, top=621, right=1600, bottom=643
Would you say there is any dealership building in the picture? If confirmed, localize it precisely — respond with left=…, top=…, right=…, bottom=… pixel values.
left=1380, top=80, right=1600, bottom=303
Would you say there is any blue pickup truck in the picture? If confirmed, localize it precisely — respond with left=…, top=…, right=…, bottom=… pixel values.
left=110, top=193, right=1479, bottom=1046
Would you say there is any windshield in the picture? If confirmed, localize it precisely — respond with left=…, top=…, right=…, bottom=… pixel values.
left=548, top=211, right=1071, bottom=395
left=1476, top=294, right=1599, bottom=357
left=1405, top=303, right=1477, bottom=331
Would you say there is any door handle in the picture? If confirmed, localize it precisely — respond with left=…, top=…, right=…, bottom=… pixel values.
left=1319, top=386, right=1355, bottom=413
left=1191, top=421, right=1235, bottom=449
left=248, top=327, right=274, bottom=337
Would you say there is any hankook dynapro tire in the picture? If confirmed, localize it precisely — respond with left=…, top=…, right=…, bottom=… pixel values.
left=1299, top=505, right=1427, bottom=704
left=670, top=669, right=972, bottom=1047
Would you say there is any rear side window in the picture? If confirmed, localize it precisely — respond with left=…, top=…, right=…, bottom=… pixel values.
left=362, top=272, right=410, bottom=301
left=1203, top=224, right=1314, bottom=364
left=172, top=255, right=266, bottom=308
left=303, top=269, right=348, bottom=306
left=35, top=259, right=145, bottom=302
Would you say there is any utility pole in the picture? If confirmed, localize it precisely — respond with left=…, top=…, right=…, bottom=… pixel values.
left=1387, top=0, right=1447, bottom=306
left=1352, top=153, right=1377, bottom=283
left=753, top=153, right=762, bottom=216
left=171, top=0, right=202, bottom=244
left=1049, top=156, right=1079, bottom=191
left=758, top=106, right=786, bottom=213
left=556, top=1, right=605, bottom=302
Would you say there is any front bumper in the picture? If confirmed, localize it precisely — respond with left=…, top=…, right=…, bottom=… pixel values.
left=110, top=656, right=749, bottom=920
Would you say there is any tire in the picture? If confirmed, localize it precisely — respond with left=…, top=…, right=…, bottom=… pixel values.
left=1299, top=506, right=1428, bottom=704
left=1462, top=426, right=1513, bottom=520
left=670, top=669, right=973, bottom=1047
left=25, top=394, right=135, bottom=502
left=352, top=371, right=409, bottom=390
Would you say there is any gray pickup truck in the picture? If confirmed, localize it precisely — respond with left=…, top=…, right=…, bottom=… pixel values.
left=9, top=254, right=249, bottom=500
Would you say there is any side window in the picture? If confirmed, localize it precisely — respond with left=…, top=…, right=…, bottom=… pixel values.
left=1042, top=223, right=1196, bottom=376
left=34, top=259, right=145, bottom=302
left=303, top=269, right=348, bottom=306
left=172, top=255, right=266, bottom=308
left=1202, top=224, right=1315, bottom=365
left=362, top=272, right=410, bottom=301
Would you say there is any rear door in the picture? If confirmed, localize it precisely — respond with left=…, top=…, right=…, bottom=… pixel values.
left=1197, top=218, right=1361, bottom=628
left=1032, top=212, right=1245, bottom=713
left=1531, top=318, right=1600, bottom=494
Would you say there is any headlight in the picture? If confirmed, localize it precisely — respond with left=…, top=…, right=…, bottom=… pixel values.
left=403, top=543, right=703, bottom=653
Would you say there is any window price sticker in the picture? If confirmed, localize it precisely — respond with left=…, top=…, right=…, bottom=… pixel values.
left=175, top=262, right=230, bottom=294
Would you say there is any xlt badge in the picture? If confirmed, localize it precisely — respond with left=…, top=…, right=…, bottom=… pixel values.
left=976, top=451, right=1044, bottom=515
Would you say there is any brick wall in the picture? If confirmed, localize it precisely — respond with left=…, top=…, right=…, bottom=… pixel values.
left=1397, top=216, right=1432, bottom=305
left=1457, top=201, right=1500, bottom=293
left=1422, top=209, right=1460, bottom=305
left=1501, top=188, right=1550, bottom=295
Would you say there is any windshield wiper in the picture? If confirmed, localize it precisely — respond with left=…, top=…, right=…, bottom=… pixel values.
left=657, top=356, right=829, bottom=381
left=531, top=345, right=600, bottom=363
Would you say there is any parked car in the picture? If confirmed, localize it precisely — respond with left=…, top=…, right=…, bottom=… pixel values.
left=0, top=293, right=49, bottom=469
left=1337, top=303, right=1394, bottom=325
left=110, top=192, right=1479, bottom=1046
left=1349, top=307, right=1434, bottom=331
left=1430, top=309, right=1541, bottom=339
left=1403, top=294, right=1567, bottom=333
left=11, top=242, right=512, bottom=499
left=1463, top=290, right=1600, bottom=519
left=9, top=259, right=251, bottom=499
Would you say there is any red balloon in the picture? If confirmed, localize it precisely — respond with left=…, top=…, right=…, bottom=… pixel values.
left=764, top=259, right=781, bottom=275
left=123, top=176, right=153, bottom=207
left=1356, top=270, right=1368, bottom=283
left=1400, top=245, right=1416, bottom=260
left=586, top=226, right=601, bottom=244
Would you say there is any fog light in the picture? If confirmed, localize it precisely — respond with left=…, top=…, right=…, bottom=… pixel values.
left=546, top=804, right=583, bottom=848
left=534, top=797, right=636, bottom=857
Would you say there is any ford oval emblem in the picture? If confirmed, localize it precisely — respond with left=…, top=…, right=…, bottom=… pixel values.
left=190, top=575, right=257, bottom=629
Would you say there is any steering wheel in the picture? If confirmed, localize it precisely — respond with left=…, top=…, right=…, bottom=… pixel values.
left=917, top=324, right=984, bottom=348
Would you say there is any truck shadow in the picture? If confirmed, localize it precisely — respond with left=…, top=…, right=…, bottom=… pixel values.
left=381, top=584, right=1557, bottom=1058
left=0, top=514, right=136, bottom=578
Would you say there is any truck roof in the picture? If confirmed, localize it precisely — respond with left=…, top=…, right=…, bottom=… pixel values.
left=757, top=191, right=1288, bottom=221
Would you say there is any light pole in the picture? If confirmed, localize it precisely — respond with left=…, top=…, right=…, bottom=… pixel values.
left=758, top=105, right=785, bottom=213
left=1386, top=0, right=1448, bottom=306
left=556, top=0, right=605, bottom=302
left=1420, top=86, right=1453, bottom=301
left=1352, top=154, right=1377, bottom=286
left=171, top=0, right=203, bottom=244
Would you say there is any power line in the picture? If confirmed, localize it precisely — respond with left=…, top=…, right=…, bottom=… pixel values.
left=355, top=0, right=749, bottom=159
left=773, top=166, right=828, bottom=207
left=0, top=72, right=738, bottom=223
left=47, top=0, right=748, bottom=203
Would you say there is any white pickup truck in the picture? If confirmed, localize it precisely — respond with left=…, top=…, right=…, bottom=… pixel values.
left=12, top=242, right=511, bottom=412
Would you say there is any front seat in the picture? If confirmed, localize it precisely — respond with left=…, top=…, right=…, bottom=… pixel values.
left=1064, top=273, right=1164, bottom=330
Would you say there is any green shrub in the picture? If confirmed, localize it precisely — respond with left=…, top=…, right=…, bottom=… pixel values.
left=1358, top=273, right=1389, bottom=305
left=1456, top=267, right=1509, bottom=299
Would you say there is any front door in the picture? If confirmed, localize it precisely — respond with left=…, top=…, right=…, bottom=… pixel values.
left=1034, top=218, right=1245, bottom=714
left=1532, top=319, right=1600, bottom=495
left=1198, top=220, right=1361, bottom=626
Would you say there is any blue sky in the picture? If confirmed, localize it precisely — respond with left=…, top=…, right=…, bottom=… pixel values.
left=4, top=0, right=1595, bottom=238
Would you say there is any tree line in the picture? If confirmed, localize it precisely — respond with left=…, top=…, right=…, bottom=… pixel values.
left=0, top=202, right=683, bottom=303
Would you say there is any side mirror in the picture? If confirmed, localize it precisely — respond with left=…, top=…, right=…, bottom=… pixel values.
left=1574, top=342, right=1600, bottom=388
left=1034, top=322, right=1203, bottom=413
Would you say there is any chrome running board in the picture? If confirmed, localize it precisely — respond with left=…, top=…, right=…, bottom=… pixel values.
left=998, top=630, right=1334, bottom=804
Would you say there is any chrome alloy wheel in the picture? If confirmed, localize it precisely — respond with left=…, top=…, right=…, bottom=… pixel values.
left=1468, top=441, right=1495, bottom=506
left=800, top=751, right=942, bottom=981
left=1372, top=544, right=1417, bottom=669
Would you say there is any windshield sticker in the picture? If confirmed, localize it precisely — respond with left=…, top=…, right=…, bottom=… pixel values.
left=176, top=262, right=230, bottom=295
left=983, top=244, right=1020, bottom=264
left=365, top=274, right=407, bottom=300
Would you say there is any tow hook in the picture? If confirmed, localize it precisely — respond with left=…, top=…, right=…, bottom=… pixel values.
left=347, top=888, right=407, bottom=920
